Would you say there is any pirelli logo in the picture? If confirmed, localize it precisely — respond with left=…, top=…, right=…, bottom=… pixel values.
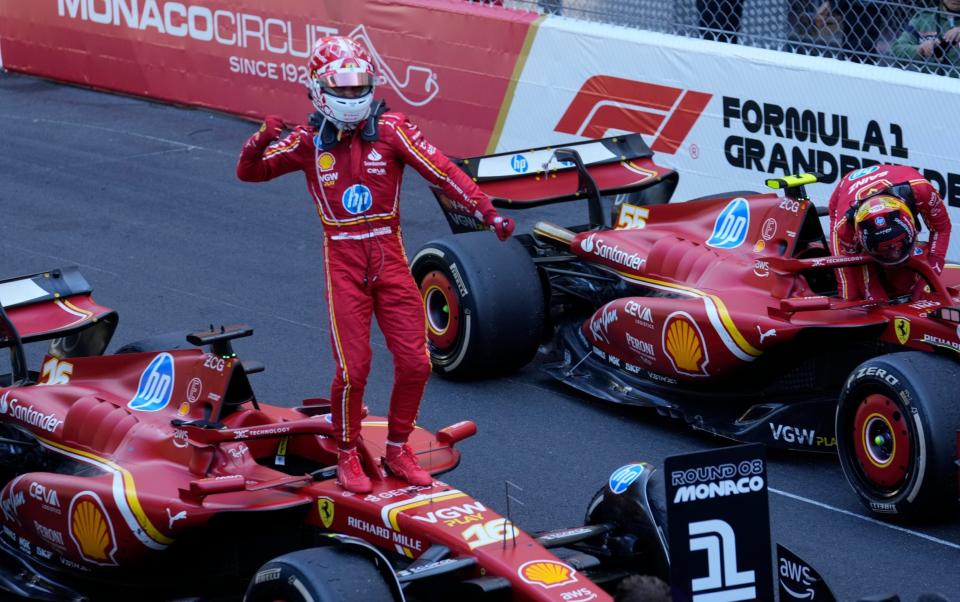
left=555, top=76, right=712, bottom=154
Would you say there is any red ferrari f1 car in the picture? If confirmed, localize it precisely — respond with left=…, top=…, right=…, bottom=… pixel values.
left=0, top=267, right=669, bottom=601
left=411, top=134, right=960, bottom=519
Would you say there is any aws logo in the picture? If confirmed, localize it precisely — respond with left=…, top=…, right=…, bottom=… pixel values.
left=555, top=76, right=712, bottom=154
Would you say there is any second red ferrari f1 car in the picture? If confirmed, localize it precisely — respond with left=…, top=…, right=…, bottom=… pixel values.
left=411, top=134, right=960, bottom=519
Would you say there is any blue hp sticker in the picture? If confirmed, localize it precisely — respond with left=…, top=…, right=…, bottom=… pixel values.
left=847, top=165, right=879, bottom=181
left=342, top=184, right=373, bottom=215
left=510, top=154, right=528, bottom=174
left=128, top=353, right=175, bottom=412
left=609, top=463, right=645, bottom=495
left=706, top=198, right=750, bottom=249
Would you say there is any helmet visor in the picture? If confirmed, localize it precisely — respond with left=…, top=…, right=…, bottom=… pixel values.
left=322, top=85, right=372, bottom=99
left=872, top=235, right=913, bottom=265
left=319, top=71, right=373, bottom=89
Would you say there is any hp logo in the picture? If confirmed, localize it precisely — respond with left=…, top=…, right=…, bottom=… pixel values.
left=608, top=463, right=645, bottom=495
left=128, top=353, right=175, bottom=412
left=706, top=198, right=750, bottom=249
left=510, top=154, right=528, bottom=174
left=342, top=184, right=373, bottom=215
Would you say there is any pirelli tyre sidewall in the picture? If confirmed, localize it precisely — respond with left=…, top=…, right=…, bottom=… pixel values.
left=836, top=351, right=960, bottom=519
left=411, top=232, right=545, bottom=379
left=243, top=545, right=396, bottom=602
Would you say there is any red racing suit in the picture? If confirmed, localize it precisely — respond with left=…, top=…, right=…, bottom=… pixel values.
left=237, top=109, right=498, bottom=448
left=827, top=164, right=951, bottom=301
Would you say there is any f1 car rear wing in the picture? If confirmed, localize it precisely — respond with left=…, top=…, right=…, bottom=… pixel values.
left=0, top=267, right=117, bottom=383
left=432, top=134, right=679, bottom=233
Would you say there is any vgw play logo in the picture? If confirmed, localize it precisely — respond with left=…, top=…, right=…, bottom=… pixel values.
left=128, top=353, right=175, bottom=412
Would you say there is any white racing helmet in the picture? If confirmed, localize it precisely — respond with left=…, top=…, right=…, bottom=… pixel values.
left=307, top=36, right=377, bottom=129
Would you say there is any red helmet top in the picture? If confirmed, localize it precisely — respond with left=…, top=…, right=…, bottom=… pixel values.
left=853, top=195, right=918, bottom=266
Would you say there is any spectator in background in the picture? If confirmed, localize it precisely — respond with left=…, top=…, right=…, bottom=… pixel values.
left=816, top=0, right=888, bottom=62
left=698, top=0, right=744, bottom=43
left=891, top=0, right=960, bottom=74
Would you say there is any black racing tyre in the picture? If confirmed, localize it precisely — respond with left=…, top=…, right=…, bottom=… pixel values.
left=836, top=352, right=960, bottom=519
left=410, top=232, right=544, bottom=379
left=114, top=331, right=191, bottom=354
left=243, top=546, right=396, bottom=602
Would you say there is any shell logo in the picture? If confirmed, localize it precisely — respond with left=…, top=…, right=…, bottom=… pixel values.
left=68, top=491, right=118, bottom=566
left=663, top=312, right=709, bottom=376
left=518, top=560, right=578, bottom=589
left=317, top=152, right=336, bottom=171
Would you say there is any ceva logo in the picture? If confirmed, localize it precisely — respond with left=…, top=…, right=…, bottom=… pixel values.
left=707, top=198, right=751, bottom=249
left=128, top=353, right=175, bottom=412
left=555, top=76, right=712, bottom=154
left=608, top=463, right=645, bottom=495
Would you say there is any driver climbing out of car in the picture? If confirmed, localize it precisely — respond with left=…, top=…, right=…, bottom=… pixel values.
left=827, top=164, right=951, bottom=301
left=235, top=36, right=515, bottom=493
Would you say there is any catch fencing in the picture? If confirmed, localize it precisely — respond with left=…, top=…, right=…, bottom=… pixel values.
left=495, top=0, right=960, bottom=77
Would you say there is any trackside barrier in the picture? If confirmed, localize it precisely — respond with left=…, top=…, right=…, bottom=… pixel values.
left=0, top=0, right=537, bottom=157
left=494, top=17, right=960, bottom=258
left=3, top=2, right=960, bottom=255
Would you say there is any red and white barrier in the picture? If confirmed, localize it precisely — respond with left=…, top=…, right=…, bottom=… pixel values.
left=0, top=0, right=537, bottom=156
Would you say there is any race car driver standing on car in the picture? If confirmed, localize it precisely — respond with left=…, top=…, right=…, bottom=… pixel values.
left=236, top=36, right=514, bottom=493
left=828, top=164, right=951, bottom=301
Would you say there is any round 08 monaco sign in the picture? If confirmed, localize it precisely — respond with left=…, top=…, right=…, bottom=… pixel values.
left=664, top=443, right=773, bottom=602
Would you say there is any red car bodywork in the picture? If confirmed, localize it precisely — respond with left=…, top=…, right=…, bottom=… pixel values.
left=0, top=269, right=614, bottom=601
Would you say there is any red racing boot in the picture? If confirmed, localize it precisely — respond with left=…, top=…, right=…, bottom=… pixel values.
left=337, top=448, right=372, bottom=493
left=384, top=442, right=433, bottom=486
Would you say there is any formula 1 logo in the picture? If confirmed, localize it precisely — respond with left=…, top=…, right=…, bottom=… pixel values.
left=689, top=519, right=756, bottom=601
left=349, top=25, right=439, bottom=107
left=555, top=76, right=712, bottom=154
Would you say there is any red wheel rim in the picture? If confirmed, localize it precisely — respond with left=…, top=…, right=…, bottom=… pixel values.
left=419, top=270, right=461, bottom=350
left=852, top=393, right=912, bottom=491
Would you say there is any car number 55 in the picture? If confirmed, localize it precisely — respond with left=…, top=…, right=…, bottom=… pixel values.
left=617, top=203, right=650, bottom=229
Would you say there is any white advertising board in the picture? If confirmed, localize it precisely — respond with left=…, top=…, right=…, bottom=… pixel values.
left=498, top=17, right=960, bottom=259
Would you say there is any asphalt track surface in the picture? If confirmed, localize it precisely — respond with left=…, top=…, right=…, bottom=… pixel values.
left=1, top=71, right=959, bottom=601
